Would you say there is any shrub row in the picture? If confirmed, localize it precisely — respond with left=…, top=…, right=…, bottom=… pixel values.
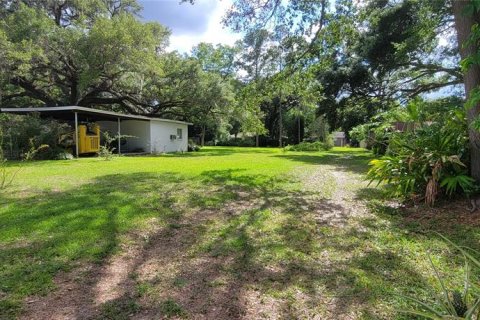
left=284, top=141, right=333, bottom=152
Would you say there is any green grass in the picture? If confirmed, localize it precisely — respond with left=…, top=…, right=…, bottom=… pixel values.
left=0, top=146, right=478, bottom=319
left=158, top=299, right=186, bottom=318
left=97, top=297, right=140, bottom=320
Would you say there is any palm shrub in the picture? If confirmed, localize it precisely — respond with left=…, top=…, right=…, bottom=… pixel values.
left=367, top=99, right=474, bottom=206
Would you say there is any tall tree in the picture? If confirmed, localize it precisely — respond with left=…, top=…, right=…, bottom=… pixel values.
left=191, top=42, right=239, bottom=79
left=453, top=0, right=480, bottom=181
left=188, top=71, right=235, bottom=146
left=0, top=0, right=236, bottom=123
left=0, top=2, right=172, bottom=112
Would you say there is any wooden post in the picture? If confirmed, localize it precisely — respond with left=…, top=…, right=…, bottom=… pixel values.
left=117, top=117, right=121, bottom=155
left=74, top=112, right=79, bottom=158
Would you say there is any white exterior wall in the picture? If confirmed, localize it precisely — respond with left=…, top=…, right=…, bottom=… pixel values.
left=94, top=119, right=188, bottom=153
left=120, top=120, right=151, bottom=153
left=97, top=120, right=118, bottom=133
left=150, top=120, right=188, bottom=153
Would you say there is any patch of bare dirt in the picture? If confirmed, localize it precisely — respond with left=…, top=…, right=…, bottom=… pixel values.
left=20, top=265, right=98, bottom=320
left=401, top=198, right=480, bottom=228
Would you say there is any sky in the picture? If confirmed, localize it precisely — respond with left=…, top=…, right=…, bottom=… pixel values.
left=139, top=0, right=241, bottom=54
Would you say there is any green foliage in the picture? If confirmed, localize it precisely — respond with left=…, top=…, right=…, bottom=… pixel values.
left=401, top=235, right=480, bottom=319
left=284, top=141, right=332, bottom=152
left=159, top=299, right=186, bottom=318
left=187, top=139, right=201, bottom=152
left=191, top=42, right=238, bottom=78
left=236, top=29, right=277, bottom=81
left=99, top=297, right=141, bottom=320
left=0, top=114, right=72, bottom=160
left=98, top=131, right=118, bottom=160
left=349, top=120, right=395, bottom=156
left=98, top=145, right=114, bottom=161
left=0, top=1, right=231, bottom=123
left=358, top=0, right=441, bottom=73
left=307, top=115, right=330, bottom=142
left=217, top=137, right=256, bottom=147
left=23, top=141, right=51, bottom=161
left=441, top=175, right=477, bottom=197
left=0, top=128, right=19, bottom=191
left=367, top=100, right=472, bottom=205
left=188, top=70, right=236, bottom=136
left=224, top=0, right=460, bottom=148
left=324, top=134, right=334, bottom=150
left=0, top=160, right=14, bottom=191
left=235, top=82, right=269, bottom=137
left=349, top=124, right=368, bottom=145
left=0, top=154, right=19, bottom=191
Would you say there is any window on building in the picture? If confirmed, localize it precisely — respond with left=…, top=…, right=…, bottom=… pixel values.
left=177, top=128, right=183, bottom=140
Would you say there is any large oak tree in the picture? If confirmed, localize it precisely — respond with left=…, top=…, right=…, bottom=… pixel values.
left=0, top=0, right=234, bottom=123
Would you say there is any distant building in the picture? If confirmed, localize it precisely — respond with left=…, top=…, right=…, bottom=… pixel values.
left=333, top=131, right=346, bottom=147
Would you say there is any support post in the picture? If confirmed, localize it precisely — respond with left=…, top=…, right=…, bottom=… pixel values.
left=117, top=117, right=121, bottom=155
left=74, top=112, right=79, bottom=158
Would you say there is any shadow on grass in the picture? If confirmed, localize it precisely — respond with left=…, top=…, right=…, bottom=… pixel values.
left=357, top=186, right=480, bottom=250
left=0, top=153, right=441, bottom=319
left=160, top=147, right=284, bottom=158
left=0, top=172, right=189, bottom=318
left=274, top=150, right=374, bottom=175
left=352, top=186, right=480, bottom=319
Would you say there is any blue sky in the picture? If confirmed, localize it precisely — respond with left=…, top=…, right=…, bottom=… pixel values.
left=139, top=0, right=241, bottom=53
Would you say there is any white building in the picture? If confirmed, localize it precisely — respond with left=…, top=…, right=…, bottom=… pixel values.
left=0, top=106, right=191, bottom=156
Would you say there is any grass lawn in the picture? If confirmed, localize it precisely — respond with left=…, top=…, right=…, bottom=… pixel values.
left=0, top=147, right=479, bottom=319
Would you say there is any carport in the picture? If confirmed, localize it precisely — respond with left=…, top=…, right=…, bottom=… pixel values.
left=0, top=106, right=191, bottom=157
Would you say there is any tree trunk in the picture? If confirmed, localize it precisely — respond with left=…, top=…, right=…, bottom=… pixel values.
left=70, top=77, right=78, bottom=105
left=279, top=102, right=283, bottom=147
left=201, top=125, right=205, bottom=147
left=297, top=116, right=301, bottom=144
left=453, top=1, right=480, bottom=181
left=256, top=134, right=259, bottom=147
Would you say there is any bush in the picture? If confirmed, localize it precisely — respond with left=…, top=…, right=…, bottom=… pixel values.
left=98, top=131, right=117, bottom=160
left=0, top=113, right=72, bottom=160
left=324, top=134, right=334, bottom=150
left=188, top=139, right=201, bottom=152
left=284, top=141, right=331, bottom=152
left=216, top=137, right=255, bottom=147
left=367, top=101, right=474, bottom=206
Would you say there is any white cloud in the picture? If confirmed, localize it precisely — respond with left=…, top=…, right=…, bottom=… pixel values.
left=167, top=0, right=242, bottom=53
